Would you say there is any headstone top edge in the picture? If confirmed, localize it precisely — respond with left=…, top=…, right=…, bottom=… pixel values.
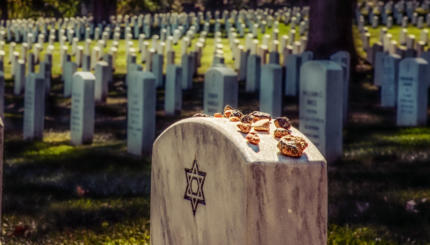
left=74, top=71, right=96, bottom=80
left=206, top=65, right=237, bottom=76
left=154, top=117, right=326, bottom=165
left=301, top=60, right=343, bottom=71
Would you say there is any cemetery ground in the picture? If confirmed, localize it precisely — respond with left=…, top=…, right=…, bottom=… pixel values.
left=1, top=24, right=430, bottom=244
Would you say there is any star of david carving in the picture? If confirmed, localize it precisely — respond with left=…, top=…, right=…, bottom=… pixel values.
left=184, top=159, right=206, bottom=216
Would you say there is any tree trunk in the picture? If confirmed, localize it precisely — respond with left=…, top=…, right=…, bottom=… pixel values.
left=0, top=0, right=8, bottom=20
left=306, top=0, right=357, bottom=65
left=93, top=0, right=116, bottom=23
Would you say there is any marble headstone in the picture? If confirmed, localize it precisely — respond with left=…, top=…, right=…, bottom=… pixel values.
left=23, top=73, right=45, bottom=140
left=259, top=64, right=283, bottom=117
left=381, top=54, right=401, bottom=107
left=151, top=117, right=327, bottom=245
left=299, top=61, right=343, bottom=162
left=70, top=72, right=95, bottom=145
left=396, top=58, right=429, bottom=126
left=203, top=66, right=238, bottom=115
left=165, top=65, right=183, bottom=115
left=127, top=71, right=156, bottom=155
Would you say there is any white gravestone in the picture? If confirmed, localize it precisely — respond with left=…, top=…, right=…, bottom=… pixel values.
left=299, top=61, right=343, bottom=162
left=70, top=72, right=95, bottom=145
left=165, top=65, right=183, bottom=115
left=259, top=64, right=283, bottom=117
left=23, top=73, right=45, bottom=140
left=64, top=61, right=77, bottom=97
left=284, top=54, right=301, bottom=96
left=95, top=61, right=110, bottom=103
left=203, top=66, right=238, bottom=115
left=396, top=58, right=429, bottom=126
left=330, top=51, right=351, bottom=123
left=151, top=117, right=327, bottom=245
left=381, top=54, right=401, bottom=107
left=374, top=51, right=385, bottom=86
left=14, top=60, right=25, bottom=95
left=127, top=71, right=156, bottom=155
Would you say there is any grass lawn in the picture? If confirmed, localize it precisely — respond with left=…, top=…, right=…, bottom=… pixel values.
left=1, top=22, right=430, bottom=244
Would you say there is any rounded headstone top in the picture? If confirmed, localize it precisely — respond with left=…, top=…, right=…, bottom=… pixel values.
left=155, top=117, right=326, bottom=165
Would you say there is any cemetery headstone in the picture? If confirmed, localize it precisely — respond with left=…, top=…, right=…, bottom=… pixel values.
left=127, top=71, right=156, bottom=155
left=203, top=66, right=238, bottom=115
left=95, top=61, right=110, bottom=102
left=330, top=51, right=351, bottom=123
left=299, top=61, right=343, bottom=162
left=396, top=58, right=429, bottom=126
left=23, top=73, right=45, bottom=140
left=381, top=54, right=401, bottom=107
left=259, top=64, right=283, bottom=117
left=165, top=65, right=183, bottom=115
left=284, top=54, right=301, bottom=96
left=70, top=72, right=95, bottom=145
left=151, top=116, right=327, bottom=245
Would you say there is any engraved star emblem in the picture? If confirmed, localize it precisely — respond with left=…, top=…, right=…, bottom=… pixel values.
left=184, top=159, right=206, bottom=216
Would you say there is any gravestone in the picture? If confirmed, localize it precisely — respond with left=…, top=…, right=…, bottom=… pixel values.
left=64, top=61, right=78, bottom=97
left=82, top=55, right=91, bottom=71
left=396, top=58, right=429, bottom=126
left=151, top=117, right=327, bottom=245
left=40, top=53, right=52, bottom=92
left=367, top=43, right=383, bottom=64
left=23, top=73, right=45, bottom=140
left=299, top=61, right=343, bottom=162
left=182, top=54, right=193, bottom=90
left=330, top=51, right=351, bottom=123
left=203, top=66, right=238, bottom=115
left=95, top=61, right=110, bottom=103
left=70, top=72, right=95, bottom=145
left=165, top=65, right=183, bottom=115
left=152, top=53, right=164, bottom=88
left=284, top=54, right=301, bottom=96
left=14, top=60, right=25, bottom=95
left=374, top=51, right=385, bottom=86
left=127, top=71, right=156, bottom=155
left=381, top=54, right=401, bottom=107
left=246, top=52, right=261, bottom=92
left=259, top=64, right=283, bottom=117
left=238, top=48, right=248, bottom=82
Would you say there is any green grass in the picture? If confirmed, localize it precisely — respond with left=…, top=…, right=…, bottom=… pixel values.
left=1, top=22, right=430, bottom=244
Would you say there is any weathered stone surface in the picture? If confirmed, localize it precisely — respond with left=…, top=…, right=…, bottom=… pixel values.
left=151, top=117, right=327, bottom=245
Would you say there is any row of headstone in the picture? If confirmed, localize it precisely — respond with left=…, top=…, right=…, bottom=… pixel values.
left=379, top=54, right=430, bottom=126
left=357, top=0, right=430, bottom=29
